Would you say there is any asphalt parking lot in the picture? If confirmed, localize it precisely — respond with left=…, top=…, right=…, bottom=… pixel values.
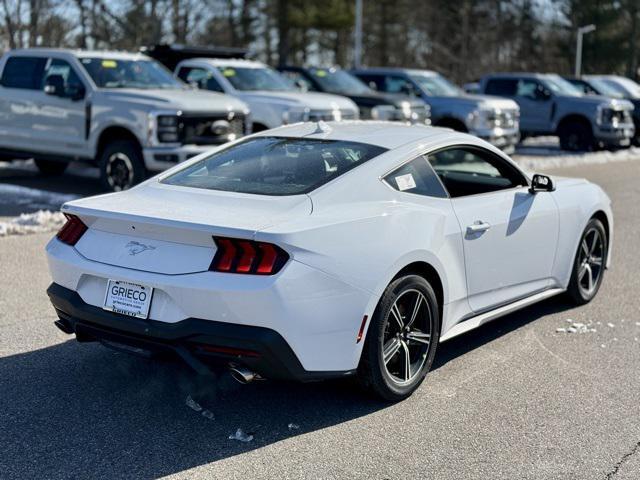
left=1, top=155, right=639, bottom=479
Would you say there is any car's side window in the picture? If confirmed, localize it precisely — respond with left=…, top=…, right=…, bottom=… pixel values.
left=384, top=75, right=415, bottom=96
left=178, top=67, right=224, bottom=92
left=281, top=70, right=316, bottom=91
left=484, top=78, right=518, bottom=96
left=427, top=147, right=526, bottom=198
left=357, top=74, right=384, bottom=91
left=0, top=56, right=47, bottom=90
left=384, top=156, right=448, bottom=198
left=42, top=58, right=84, bottom=91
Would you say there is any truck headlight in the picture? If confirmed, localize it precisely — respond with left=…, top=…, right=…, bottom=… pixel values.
left=371, top=105, right=395, bottom=121
left=596, top=104, right=624, bottom=127
left=282, top=107, right=310, bottom=124
left=156, top=115, right=180, bottom=143
left=469, top=108, right=499, bottom=130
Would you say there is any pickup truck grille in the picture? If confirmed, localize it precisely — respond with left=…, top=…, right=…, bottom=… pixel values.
left=180, top=113, right=246, bottom=145
left=308, top=109, right=358, bottom=121
left=495, top=109, right=518, bottom=129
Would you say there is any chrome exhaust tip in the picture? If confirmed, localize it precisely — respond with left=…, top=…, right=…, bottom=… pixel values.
left=228, top=365, right=261, bottom=384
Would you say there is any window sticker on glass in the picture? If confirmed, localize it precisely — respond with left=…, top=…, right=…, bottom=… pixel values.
left=315, top=69, right=327, bottom=77
left=395, top=173, right=416, bottom=191
left=101, top=60, right=117, bottom=68
left=222, top=68, right=236, bottom=77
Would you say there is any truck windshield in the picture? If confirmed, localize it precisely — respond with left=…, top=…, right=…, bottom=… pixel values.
left=80, top=58, right=183, bottom=89
left=587, top=78, right=625, bottom=97
left=218, top=66, right=295, bottom=91
left=542, top=75, right=582, bottom=97
left=310, top=68, right=372, bottom=95
left=602, top=77, right=640, bottom=99
left=409, top=73, right=461, bottom=96
left=162, top=136, right=387, bottom=195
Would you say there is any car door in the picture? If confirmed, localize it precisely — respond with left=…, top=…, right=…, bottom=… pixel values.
left=0, top=55, right=48, bottom=152
left=427, top=146, right=559, bottom=312
left=514, top=79, right=554, bottom=133
left=37, top=57, right=87, bottom=157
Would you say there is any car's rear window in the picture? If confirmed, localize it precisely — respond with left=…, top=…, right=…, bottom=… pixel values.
left=161, top=136, right=387, bottom=195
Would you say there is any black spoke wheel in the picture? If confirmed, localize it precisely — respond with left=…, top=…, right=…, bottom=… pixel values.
left=567, top=218, right=608, bottom=305
left=98, top=140, right=146, bottom=192
left=358, top=274, right=440, bottom=401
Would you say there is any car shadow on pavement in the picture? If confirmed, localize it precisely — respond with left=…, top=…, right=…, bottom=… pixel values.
left=433, top=295, right=574, bottom=370
left=0, top=297, right=573, bottom=479
left=0, top=337, right=387, bottom=479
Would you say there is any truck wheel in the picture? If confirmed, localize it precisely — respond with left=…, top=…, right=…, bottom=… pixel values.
left=558, top=122, right=594, bottom=152
left=98, top=140, right=146, bottom=192
left=34, top=159, right=68, bottom=176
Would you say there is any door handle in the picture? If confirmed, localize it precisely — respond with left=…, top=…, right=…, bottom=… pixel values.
left=466, top=221, right=491, bottom=234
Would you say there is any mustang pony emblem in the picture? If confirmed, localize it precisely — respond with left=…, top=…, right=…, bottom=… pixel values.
left=126, top=241, right=156, bottom=256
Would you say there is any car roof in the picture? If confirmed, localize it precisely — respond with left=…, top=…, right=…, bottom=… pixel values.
left=482, top=72, right=552, bottom=79
left=251, top=121, right=459, bottom=149
left=353, top=67, right=438, bottom=76
left=181, top=58, right=266, bottom=68
left=8, top=48, right=150, bottom=61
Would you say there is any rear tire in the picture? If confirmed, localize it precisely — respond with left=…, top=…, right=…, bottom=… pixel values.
left=98, top=140, right=146, bottom=192
left=566, top=218, right=608, bottom=305
left=34, top=159, right=68, bottom=176
left=358, top=275, right=440, bottom=402
left=558, top=121, right=594, bottom=152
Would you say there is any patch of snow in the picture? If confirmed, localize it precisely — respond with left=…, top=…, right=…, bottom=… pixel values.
left=229, top=428, right=253, bottom=442
left=0, top=183, right=77, bottom=211
left=201, top=409, right=215, bottom=420
left=0, top=210, right=66, bottom=237
left=556, top=320, right=593, bottom=334
left=513, top=136, right=640, bottom=170
left=185, top=395, right=203, bottom=412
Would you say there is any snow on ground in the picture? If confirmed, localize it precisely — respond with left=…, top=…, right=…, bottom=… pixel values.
left=513, top=136, right=640, bottom=171
left=0, top=210, right=66, bottom=237
left=0, top=183, right=77, bottom=212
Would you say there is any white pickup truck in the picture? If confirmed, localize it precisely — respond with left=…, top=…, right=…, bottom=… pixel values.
left=173, top=58, right=359, bottom=131
left=0, top=48, right=250, bottom=191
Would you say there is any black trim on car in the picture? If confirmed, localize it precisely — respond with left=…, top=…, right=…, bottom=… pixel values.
left=47, top=283, right=355, bottom=382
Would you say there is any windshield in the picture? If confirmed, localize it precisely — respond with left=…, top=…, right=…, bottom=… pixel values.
left=162, top=136, right=387, bottom=195
left=542, top=75, right=582, bottom=96
left=602, top=77, right=640, bottom=99
left=587, top=78, right=625, bottom=97
left=218, top=66, right=294, bottom=91
left=409, top=73, right=461, bottom=96
left=80, top=58, right=182, bottom=89
left=310, top=68, right=372, bottom=95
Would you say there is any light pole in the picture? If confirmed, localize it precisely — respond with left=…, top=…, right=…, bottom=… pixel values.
left=354, top=0, right=363, bottom=68
left=575, top=24, right=596, bottom=77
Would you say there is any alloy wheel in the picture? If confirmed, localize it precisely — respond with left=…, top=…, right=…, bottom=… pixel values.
left=577, top=226, right=605, bottom=297
left=381, top=289, right=433, bottom=386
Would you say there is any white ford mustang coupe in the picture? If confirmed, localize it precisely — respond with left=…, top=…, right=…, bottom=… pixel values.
left=46, top=122, right=612, bottom=400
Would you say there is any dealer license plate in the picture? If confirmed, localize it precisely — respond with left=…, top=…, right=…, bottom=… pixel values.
left=103, top=280, right=153, bottom=319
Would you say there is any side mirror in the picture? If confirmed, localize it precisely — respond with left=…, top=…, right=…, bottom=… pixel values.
left=44, top=75, right=65, bottom=96
left=535, top=87, right=551, bottom=101
left=66, top=83, right=85, bottom=101
left=529, top=173, right=555, bottom=193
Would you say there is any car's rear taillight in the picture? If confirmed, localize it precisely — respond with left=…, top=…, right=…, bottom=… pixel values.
left=56, top=214, right=87, bottom=246
left=210, top=236, right=289, bottom=275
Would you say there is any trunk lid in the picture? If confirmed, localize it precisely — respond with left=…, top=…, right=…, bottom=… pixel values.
left=62, top=181, right=311, bottom=275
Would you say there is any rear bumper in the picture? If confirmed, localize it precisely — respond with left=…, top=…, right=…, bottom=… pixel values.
left=47, top=283, right=355, bottom=382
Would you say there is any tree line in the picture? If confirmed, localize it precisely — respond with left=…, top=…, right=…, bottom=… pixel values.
left=1, top=0, right=639, bottom=83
